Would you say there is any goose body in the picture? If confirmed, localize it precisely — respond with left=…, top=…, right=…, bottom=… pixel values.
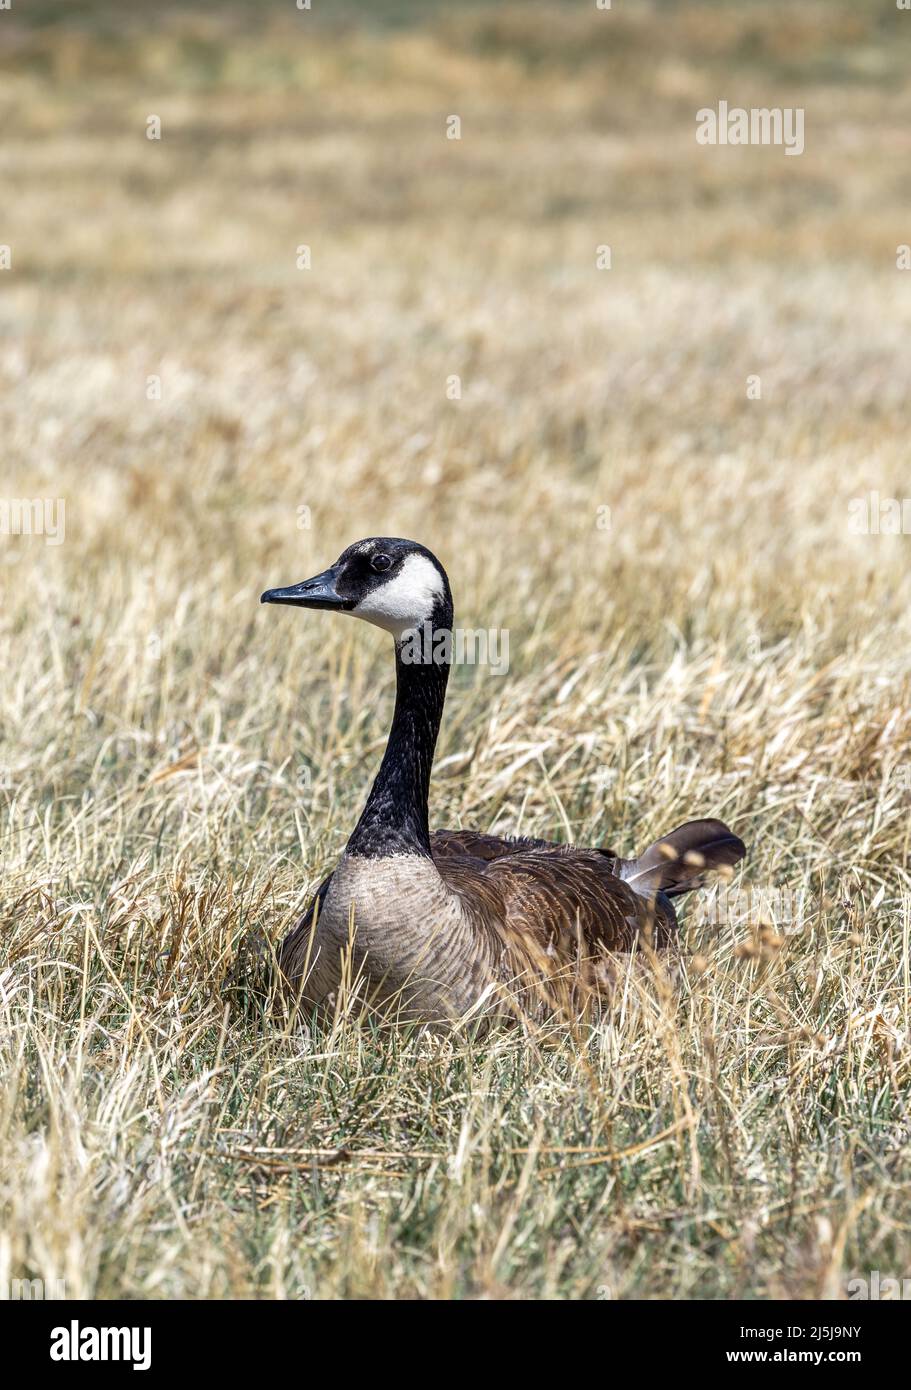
left=262, top=539, right=746, bottom=1028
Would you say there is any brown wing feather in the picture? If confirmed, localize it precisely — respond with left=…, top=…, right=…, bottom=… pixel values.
left=432, top=829, right=670, bottom=950
left=434, top=836, right=676, bottom=1018
left=431, top=827, right=556, bottom=863
left=478, top=846, right=674, bottom=950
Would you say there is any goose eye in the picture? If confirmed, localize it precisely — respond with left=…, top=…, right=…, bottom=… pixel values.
left=371, top=553, right=392, bottom=573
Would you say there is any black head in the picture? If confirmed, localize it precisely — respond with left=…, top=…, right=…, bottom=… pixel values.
left=261, top=537, right=452, bottom=638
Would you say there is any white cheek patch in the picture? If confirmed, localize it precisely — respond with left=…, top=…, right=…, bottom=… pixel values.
left=353, top=554, right=445, bottom=637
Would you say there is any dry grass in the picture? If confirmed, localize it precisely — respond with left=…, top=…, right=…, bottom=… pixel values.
left=1, top=0, right=910, bottom=1299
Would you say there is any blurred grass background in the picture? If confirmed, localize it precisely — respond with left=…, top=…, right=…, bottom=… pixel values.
left=0, top=0, right=910, bottom=1300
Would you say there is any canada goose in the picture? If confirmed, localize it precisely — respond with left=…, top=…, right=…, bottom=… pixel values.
left=262, top=538, right=746, bottom=1028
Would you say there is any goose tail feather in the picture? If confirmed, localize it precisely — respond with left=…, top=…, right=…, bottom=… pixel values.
left=620, top=818, right=746, bottom=900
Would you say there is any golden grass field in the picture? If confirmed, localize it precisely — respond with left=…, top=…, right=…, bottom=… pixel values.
left=1, top=0, right=911, bottom=1299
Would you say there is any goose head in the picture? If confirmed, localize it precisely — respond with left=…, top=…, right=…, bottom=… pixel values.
left=261, top=537, right=453, bottom=641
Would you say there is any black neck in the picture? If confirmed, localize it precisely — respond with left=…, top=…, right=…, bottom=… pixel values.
left=346, top=606, right=452, bottom=859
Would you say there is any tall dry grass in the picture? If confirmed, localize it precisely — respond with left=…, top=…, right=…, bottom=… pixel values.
left=0, top=0, right=910, bottom=1298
